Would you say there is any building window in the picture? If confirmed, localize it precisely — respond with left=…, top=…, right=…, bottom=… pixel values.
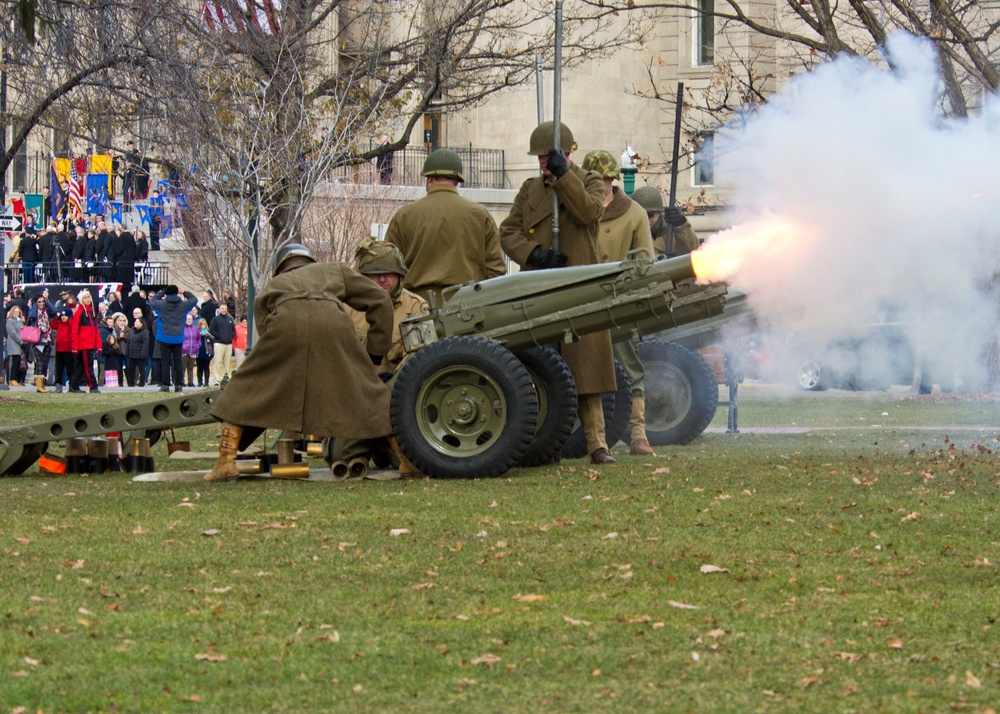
left=693, top=132, right=714, bottom=186
left=695, top=0, right=715, bottom=66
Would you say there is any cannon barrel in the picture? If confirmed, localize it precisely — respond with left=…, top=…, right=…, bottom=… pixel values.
left=400, top=253, right=727, bottom=353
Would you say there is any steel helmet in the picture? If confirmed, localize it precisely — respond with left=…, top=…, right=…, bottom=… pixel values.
left=273, top=242, right=316, bottom=276
left=632, top=186, right=665, bottom=212
left=421, top=149, right=465, bottom=183
left=581, top=150, right=620, bottom=179
left=354, top=237, right=408, bottom=277
left=528, top=121, right=576, bottom=155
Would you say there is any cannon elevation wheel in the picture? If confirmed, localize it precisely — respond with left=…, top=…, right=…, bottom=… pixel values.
left=391, top=336, right=539, bottom=479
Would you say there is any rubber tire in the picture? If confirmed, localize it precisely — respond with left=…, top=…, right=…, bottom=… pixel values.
left=515, top=347, right=578, bottom=467
left=560, top=359, right=632, bottom=459
left=391, top=336, right=538, bottom=479
left=639, top=340, right=718, bottom=446
left=796, top=359, right=827, bottom=391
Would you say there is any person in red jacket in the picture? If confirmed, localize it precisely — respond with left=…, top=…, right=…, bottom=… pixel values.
left=49, top=308, right=75, bottom=393
left=70, top=290, right=102, bottom=393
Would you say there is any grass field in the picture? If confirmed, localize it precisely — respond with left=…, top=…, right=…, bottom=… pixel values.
left=1, top=386, right=998, bottom=713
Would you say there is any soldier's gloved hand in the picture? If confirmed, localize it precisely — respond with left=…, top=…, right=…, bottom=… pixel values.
left=545, top=149, right=569, bottom=179
left=368, top=352, right=383, bottom=365
left=663, top=206, right=687, bottom=227
left=528, top=247, right=568, bottom=269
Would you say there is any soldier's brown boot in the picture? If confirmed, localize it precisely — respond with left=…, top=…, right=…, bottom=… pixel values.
left=35, top=376, right=50, bottom=393
left=204, top=423, right=243, bottom=482
left=388, top=436, right=424, bottom=478
left=630, top=439, right=655, bottom=456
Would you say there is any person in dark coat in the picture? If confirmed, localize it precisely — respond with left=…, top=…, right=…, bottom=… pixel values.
left=205, top=244, right=393, bottom=482
left=71, top=227, right=91, bottom=282
left=18, top=232, right=39, bottom=283
left=126, top=315, right=150, bottom=386
left=199, top=290, right=218, bottom=324
left=37, top=228, right=55, bottom=281
left=115, top=230, right=136, bottom=285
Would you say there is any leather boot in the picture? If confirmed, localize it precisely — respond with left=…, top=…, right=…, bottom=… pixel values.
left=35, top=376, right=50, bottom=393
left=204, top=423, right=243, bottom=482
left=388, top=435, right=424, bottom=478
left=8, top=379, right=21, bottom=387
left=628, top=395, right=654, bottom=455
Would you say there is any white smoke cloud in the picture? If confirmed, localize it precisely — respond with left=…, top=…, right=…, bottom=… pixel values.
left=702, top=31, right=1000, bottom=390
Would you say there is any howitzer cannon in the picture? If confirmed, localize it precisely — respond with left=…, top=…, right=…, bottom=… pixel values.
left=0, top=254, right=727, bottom=479
left=388, top=252, right=726, bottom=478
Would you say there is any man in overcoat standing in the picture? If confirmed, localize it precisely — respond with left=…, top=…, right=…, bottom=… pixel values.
left=383, top=149, right=506, bottom=304
left=499, top=121, right=618, bottom=464
left=205, top=244, right=395, bottom=482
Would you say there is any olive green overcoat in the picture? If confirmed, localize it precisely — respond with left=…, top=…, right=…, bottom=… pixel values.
left=499, top=164, right=616, bottom=395
left=210, top=262, right=394, bottom=438
left=596, top=187, right=655, bottom=263
left=384, top=184, right=506, bottom=302
left=651, top=214, right=699, bottom=257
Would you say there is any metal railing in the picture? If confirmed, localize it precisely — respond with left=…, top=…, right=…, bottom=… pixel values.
left=4, top=261, right=169, bottom=290
left=331, top=145, right=508, bottom=189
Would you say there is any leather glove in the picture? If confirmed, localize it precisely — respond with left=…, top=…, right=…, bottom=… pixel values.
left=545, top=149, right=569, bottom=180
left=663, top=206, right=687, bottom=227
left=528, top=247, right=569, bottom=269
left=368, top=352, right=383, bottom=365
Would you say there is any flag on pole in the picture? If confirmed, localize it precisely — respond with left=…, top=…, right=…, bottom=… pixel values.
left=67, top=158, right=87, bottom=220
left=50, top=163, right=67, bottom=220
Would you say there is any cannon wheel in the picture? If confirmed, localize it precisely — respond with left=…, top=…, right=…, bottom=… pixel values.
left=516, top=346, right=578, bottom=467
left=639, top=340, right=718, bottom=446
left=391, top=336, right=538, bottom=479
left=560, top=359, right=631, bottom=459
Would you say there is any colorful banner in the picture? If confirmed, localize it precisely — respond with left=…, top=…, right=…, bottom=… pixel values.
left=86, top=175, right=109, bottom=215
left=24, top=194, right=43, bottom=227
left=50, top=164, right=66, bottom=220
left=109, top=201, right=123, bottom=226
left=135, top=204, right=150, bottom=226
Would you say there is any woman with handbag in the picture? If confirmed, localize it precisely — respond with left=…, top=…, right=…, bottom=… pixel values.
left=5, top=305, right=25, bottom=386
left=27, top=295, right=54, bottom=392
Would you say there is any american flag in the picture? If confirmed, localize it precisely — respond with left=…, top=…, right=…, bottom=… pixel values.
left=201, top=0, right=282, bottom=35
left=67, top=159, right=86, bottom=220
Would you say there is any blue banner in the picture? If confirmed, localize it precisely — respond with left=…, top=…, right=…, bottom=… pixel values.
left=86, top=174, right=109, bottom=215
left=135, top=204, right=150, bottom=226
left=109, top=201, right=123, bottom=226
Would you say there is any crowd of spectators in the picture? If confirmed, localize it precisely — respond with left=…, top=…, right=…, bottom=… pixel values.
left=8, top=215, right=156, bottom=287
left=3, top=283, right=245, bottom=392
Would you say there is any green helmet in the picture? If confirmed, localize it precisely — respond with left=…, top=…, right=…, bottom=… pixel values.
left=581, top=150, right=620, bottom=179
left=528, top=121, right=576, bottom=155
left=273, top=242, right=316, bottom=276
left=632, top=186, right=664, bottom=212
left=421, top=149, right=465, bottom=183
left=354, top=237, right=408, bottom=277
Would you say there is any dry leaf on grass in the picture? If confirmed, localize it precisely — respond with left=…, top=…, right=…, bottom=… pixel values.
left=389, top=528, right=410, bottom=537
left=700, top=564, right=729, bottom=574
left=512, top=593, right=547, bottom=602
left=668, top=600, right=699, bottom=610
left=563, top=615, right=591, bottom=626
left=887, top=639, right=903, bottom=649
left=965, top=670, right=982, bottom=688
left=202, top=529, right=220, bottom=537
left=470, top=654, right=500, bottom=667
left=194, top=653, right=227, bottom=662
